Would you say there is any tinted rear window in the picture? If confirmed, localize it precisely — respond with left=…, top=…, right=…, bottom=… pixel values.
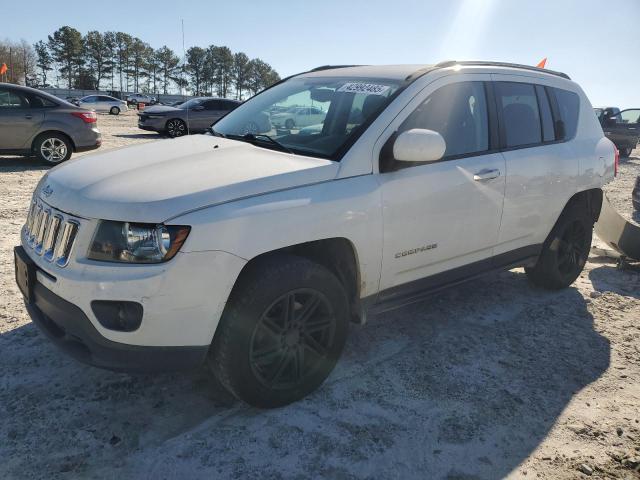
left=495, top=82, right=541, bottom=148
left=553, top=88, right=580, bottom=140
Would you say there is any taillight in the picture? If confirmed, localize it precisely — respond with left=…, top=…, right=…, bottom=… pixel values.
left=614, top=145, right=619, bottom=177
left=71, top=111, right=97, bottom=123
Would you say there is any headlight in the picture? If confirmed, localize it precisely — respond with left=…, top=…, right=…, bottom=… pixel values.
left=88, top=221, right=190, bottom=263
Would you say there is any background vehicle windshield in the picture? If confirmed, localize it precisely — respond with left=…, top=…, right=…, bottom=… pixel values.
left=179, top=99, right=203, bottom=109
left=213, top=76, right=402, bottom=159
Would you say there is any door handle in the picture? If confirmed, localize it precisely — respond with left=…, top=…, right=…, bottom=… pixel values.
left=473, top=169, right=501, bottom=181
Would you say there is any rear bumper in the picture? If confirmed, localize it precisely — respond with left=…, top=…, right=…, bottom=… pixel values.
left=25, top=277, right=208, bottom=372
left=75, top=142, right=102, bottom=153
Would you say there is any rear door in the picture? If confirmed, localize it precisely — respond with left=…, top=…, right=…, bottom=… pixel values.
left=616, top=109, right=640, bottom=150
left=491, top=76, right=580, bottom=255
left=0, top=87, right=45, bottom=150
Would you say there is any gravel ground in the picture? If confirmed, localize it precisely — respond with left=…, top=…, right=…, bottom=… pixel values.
left=0, top=112, right=639, bottom=479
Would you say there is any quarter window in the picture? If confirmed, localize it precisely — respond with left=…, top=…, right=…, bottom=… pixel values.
left=495, top=82, right=541, bottom=148
left=399, top=81, right=489, bottom=158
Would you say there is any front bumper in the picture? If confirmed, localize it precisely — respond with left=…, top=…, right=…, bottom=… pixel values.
left=138, top=116, right=165, bottom=132
left=25, top=274, right=208, bottom=372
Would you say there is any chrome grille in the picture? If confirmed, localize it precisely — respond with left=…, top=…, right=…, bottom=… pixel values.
left=24, top=199, right=80, bottom=268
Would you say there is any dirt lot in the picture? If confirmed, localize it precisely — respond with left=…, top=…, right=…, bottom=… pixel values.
left=0, top=112, right=639, bottom=479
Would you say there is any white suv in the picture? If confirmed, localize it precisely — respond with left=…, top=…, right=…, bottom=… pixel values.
left=14, top=62, right=616, bottom=408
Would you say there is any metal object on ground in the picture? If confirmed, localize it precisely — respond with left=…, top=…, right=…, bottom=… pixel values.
left=594, top=194, right=640, bottom=261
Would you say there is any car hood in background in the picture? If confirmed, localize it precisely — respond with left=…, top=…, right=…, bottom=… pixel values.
left=39, top=135, right=338, bottom=222
left=140, top=105, right=181, bottom=115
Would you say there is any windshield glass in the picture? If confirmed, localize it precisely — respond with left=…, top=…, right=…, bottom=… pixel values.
left=212, top=76, right=402, bottom=159
left=179, top=98, right=203, bottom=109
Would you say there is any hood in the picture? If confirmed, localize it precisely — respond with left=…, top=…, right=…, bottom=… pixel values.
left=40, top=135, right=338, bottom=222
left=140, top=105, right=180, bottom=114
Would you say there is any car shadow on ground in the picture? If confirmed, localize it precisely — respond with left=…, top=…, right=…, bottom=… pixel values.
left=0, top=270, right=609, bottom=479
left=113, top=133, right=163, bottom=140
left=0, top=156, right=50, bottom=173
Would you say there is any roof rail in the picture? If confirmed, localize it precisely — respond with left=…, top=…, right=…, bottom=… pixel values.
left=309, top=65, right=363, bottom=72
left=435, top=60, right=571, bottom=80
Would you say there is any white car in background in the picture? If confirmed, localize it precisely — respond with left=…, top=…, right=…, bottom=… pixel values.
left=77, top=95, right=128, bottom=115
left=271, top=106, right=326, bottom=129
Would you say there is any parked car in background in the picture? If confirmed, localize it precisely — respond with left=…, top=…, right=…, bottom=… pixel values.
left=137, top=97, right=241, bottom=137
left=0, top=83, right=101, bottom=164
left=76, top=95, right=128, bottom=115
left=14, top=62, right=615, bottom=408
left=126, top=93, right=156, bottom=106
left=595, top=106, right=640, bottom=157
left=270, top=106, right=326, bottom=129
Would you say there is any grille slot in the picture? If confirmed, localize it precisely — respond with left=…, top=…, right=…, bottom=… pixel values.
left=24, top=199, right=80, bottom=268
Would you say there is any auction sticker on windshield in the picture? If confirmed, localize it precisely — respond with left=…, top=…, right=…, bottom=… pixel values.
left=337, top=83, right=391, bottom=95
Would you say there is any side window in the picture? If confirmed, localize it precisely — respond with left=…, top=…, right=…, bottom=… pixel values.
left=552, top=88, right=580, bottom=140
left=83, top=96, right=96, bottom=103
left=204, top=100, right=223, bottom=110
left=619, top=109, right=640, bottom=125
left=399, top=81, right=489, bottom=158
left=535, top=86, right=555, bottom=142
left=0, top=89, right=27, bottom=108
left=495, top=82, right=541, bottom=148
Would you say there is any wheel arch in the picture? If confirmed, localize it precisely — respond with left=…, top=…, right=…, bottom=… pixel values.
left=31, top=130, right=76, bottom=153
left=232, top=237, right=363, bottom=324
left=564, top=187, right=603, bottom=223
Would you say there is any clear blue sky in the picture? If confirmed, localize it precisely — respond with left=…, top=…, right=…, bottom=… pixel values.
left=2, top=0, right=639, bottom=106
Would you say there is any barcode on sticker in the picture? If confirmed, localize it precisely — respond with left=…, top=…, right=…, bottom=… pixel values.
left=337, top=83, right=390, bottom=95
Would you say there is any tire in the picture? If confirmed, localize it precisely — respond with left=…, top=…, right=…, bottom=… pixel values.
left=633, top=199, right=640, bottom=212
left=525, top=201, right=593, bottom=290
left=33, top=133, right=72, bottom=165
left=166, top=118, right=187, bottom=138
left=622, top=147, right=633, bottom=158
left=208, top=254, right=349, bottom=408
left=285, top=119, right=295, bottom=130
left=110, top=106, right=120, bottom=115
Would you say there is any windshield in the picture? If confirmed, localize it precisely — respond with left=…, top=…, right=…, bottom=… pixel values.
left=212, top=76, right=402, bottom=160
left=179, top=98, right=203, bottom=109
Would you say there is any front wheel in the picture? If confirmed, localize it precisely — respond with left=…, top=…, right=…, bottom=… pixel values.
left=208, top=254, right=349, bottom=408
left=110, top=106, right=120, bottom=115
left=525, top=202, right=593, bottom=289
left=166, top=118, right=187, bottom=137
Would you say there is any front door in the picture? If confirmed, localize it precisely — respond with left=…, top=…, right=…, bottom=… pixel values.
left=376, top=77, right=505, bottom=301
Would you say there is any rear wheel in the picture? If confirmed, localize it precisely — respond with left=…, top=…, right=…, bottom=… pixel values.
left=208, top=254, right=349, bottom=408
left=33, top=133, right=72, bottom=165
left=110, top=106, right=120, bottom=115
left=285, top=118, right=295, bottom=130
left=525, top=201, right=593, bottom=289
left=166, top=118, right=187, bottom=137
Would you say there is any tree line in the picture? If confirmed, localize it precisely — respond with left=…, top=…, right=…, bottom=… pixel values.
left=0, top=26, right=281, bottom=99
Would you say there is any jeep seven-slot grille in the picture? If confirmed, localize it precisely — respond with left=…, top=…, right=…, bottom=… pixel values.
left=24, top=199, right=79, bottom=267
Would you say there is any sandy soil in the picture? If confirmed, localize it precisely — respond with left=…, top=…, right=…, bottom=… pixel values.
left=0, top=113, right=639, bottom=479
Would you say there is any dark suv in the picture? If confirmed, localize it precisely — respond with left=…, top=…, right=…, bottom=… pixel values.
left=595, top=106, right=640, bottom=157
left=0, top=83, right=102, bottom=164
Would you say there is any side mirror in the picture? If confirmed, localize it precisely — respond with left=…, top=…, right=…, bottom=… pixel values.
left=393, top=129, right=446, bottom=163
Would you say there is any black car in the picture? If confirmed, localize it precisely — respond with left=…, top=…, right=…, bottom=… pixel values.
left=595, top=106, right=640, bottom=157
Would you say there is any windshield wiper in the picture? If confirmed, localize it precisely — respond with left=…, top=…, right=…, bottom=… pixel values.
left=242, top=133, right=294, bottom=154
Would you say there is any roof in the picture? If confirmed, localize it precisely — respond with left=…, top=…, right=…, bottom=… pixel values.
left=299, top=61, right=571, bottom=82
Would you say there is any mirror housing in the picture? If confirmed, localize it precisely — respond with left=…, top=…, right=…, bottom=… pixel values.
left=393, top=129, right=446, bottom=163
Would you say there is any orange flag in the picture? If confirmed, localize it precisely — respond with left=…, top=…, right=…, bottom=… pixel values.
left=0, top=63, right=7, bottom=75
left=536, top=58, right=547, bottom=69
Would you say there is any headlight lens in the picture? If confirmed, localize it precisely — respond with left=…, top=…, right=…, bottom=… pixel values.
left=88, top=221, right=190, bottom=263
